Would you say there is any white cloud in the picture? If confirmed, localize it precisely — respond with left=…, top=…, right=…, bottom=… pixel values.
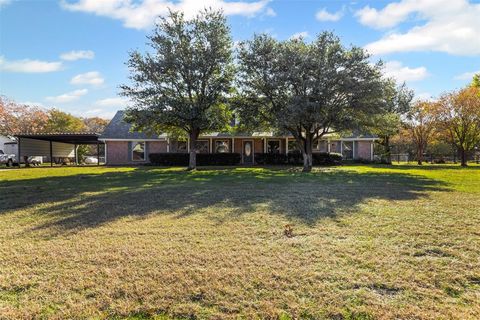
left=454, top=70, right=480, bottom=81
left=0, top=56, right=63, bottom=73
left=357, top=0, right=480, bottom=56
left=0, top=0, right=11, bottom=8
left=383, top=61, right=428, bottom=83
left=46, top=89, right=88, bottom=104
left=61, top=0, right=273, bottom=30
left=315, top=8, right=343, bottom=22
left=95, top=97, right=128, bottom=107
left=60, top=50, right=95, bottom=61
left=289, top=31, right=309, bottom=40
left=70, top=71, right=104, bottom=86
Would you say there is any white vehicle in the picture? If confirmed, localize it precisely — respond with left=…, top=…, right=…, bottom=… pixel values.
left=84, top=156, right=99, bottom=164
left=0, top=149, right=17, bottom=166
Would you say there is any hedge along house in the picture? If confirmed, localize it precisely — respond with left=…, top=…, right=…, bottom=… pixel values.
left=100, top=111, right=377, bottom=165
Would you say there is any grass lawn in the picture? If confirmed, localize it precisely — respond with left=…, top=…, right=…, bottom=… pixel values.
left=1, top=164, right=479, bottom=319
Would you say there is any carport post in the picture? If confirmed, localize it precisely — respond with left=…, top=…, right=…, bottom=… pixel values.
left=49, top=140, right=53, bottom=167
left=74, top=143, right=78, bottom=165
left=18, top=137, right=21, bottom=168
left=97, top=142, right=100, bottom=166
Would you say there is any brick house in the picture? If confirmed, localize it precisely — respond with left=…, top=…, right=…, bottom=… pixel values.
left=99, top=111, right=377, bottom=165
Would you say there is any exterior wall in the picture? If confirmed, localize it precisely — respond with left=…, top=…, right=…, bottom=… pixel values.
left=105, top=138, right=374, bottom=165
left=234, top=138, right=242, bottom=154
left=148, top=141, right=167, bottom=153
left=0, top=135, right=14, bottom=151
left=254, top=139, right=263, bottom=154
left=106, top=140, right=168, bottom=165
left=106, top=141, right=129, bottom=165
left=357, top=141, right=372, bottom=160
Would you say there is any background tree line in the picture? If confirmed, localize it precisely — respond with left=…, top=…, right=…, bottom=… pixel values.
left=0, top=96, right=108, bottom=135
left=0, top=95, right=109, bottom=160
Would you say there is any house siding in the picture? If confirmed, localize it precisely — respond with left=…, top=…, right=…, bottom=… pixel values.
left=106, top=140, right=168, bottom=165
left=105, top=137, right=375, bottom=165
left=357, top=141, right=372, bottom=160
left=106, top=141, right=129, bottom=165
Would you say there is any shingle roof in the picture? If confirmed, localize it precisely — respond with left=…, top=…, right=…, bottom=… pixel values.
left=100, top=110, right=166, bottom=140
left=100, top=110, right=378, bottom=140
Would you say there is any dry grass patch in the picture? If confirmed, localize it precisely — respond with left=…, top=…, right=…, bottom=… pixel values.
left=0, top=164, right=479, bottom=319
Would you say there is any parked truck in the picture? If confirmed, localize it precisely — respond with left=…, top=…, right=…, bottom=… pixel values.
left=0, top=136, right=42, bottom=166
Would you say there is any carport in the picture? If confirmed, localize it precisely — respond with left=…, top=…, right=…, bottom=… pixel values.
left=15, top=133, right=104, bottom=166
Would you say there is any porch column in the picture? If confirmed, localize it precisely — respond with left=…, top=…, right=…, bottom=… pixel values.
left=187, top=137, right=190, bottom=152
left=104, top=142, right=108, bottom=164
left=340, top=141, right=343, bottom=158
left=166, top=138, right=170, bottom=153
left=232, top=137, right=235, bottom=153
left=327, top=139, right=331, bottom=153
left=50, top=140, right=53, bottom=167
left=263, top=138, right=267, bottom=153
left=352, top=141, right=356, bottom=160
left=370, top=141, right=374, bottom=160
left=210, top=138, right=213, bottom=154
left=285, top=137, right=288, bottom=154
left=97, top=142, right=100, bottom=166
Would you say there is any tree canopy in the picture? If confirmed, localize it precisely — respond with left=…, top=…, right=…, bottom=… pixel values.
left=0, top=96, right=49, bottom=135
left=121, top=9, right=234, bottom=170
left=235, top=32, right=386, bottom=171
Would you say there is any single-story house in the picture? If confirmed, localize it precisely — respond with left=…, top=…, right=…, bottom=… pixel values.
left=99, top=111, right=377, bottom=165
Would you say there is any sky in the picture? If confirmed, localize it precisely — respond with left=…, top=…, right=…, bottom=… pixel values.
left=1, top=0, right=479, bottom=119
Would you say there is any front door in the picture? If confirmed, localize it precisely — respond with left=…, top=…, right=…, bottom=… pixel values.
left=243, top=140, right=253, bottom=164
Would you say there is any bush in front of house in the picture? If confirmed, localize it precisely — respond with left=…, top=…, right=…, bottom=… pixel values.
left=255, top=152, right=342, bottom=166
left=255, top=153, right=288, bottom=165
left=313, top=152, right=342, bottom=165
left=149, top=153, right=241, bottom=166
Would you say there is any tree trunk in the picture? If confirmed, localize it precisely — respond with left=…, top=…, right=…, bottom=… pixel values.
left=460, top=147, right=467, bottom=167
left=384, top=136, right=392, bottom=164
left=188, top=130, right=199, bottom=170
left=302, top=134, right=313, bottom=172
left=417, top=145, right=423, bottom=165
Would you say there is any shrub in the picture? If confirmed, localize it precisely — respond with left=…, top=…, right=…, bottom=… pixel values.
left=254, top=153, right=288, bottom=165
left=255, top=152, right=342, bottom=166
left=149, top=153, right=241, bottom=166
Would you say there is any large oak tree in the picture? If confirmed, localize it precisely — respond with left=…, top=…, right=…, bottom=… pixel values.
left=121, top=10, right=234, bottom=170
left=236, top=33, right=386, bottom=172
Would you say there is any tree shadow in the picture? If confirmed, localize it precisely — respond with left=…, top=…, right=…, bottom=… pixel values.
left=361, top=163, right=480, bottom=171
left=0, top=166, right=449, bottom=235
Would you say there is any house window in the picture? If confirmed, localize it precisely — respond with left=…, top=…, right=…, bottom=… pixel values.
left=195, top=140, right=209, bottom=153
left=177, top=141, right=187, bottom=152
left=267, top=140, right=280, bottom=154
left=132, top=141, right=145, bottom=161
left=215, top=140, right=229, bottom=153
left=288, top=140, right=299, bottom=152
left=313, top=139, right=327, bottom=152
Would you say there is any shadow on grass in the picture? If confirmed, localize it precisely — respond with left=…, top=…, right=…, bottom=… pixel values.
left=0, top=166, right=449, bottom=233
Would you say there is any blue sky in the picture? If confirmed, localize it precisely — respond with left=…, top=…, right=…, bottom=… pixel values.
left=1, top=0, right=479, bottom=119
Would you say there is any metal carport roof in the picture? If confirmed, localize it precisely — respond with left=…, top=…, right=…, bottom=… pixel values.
left=15, top=133, right=102, bottom=145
